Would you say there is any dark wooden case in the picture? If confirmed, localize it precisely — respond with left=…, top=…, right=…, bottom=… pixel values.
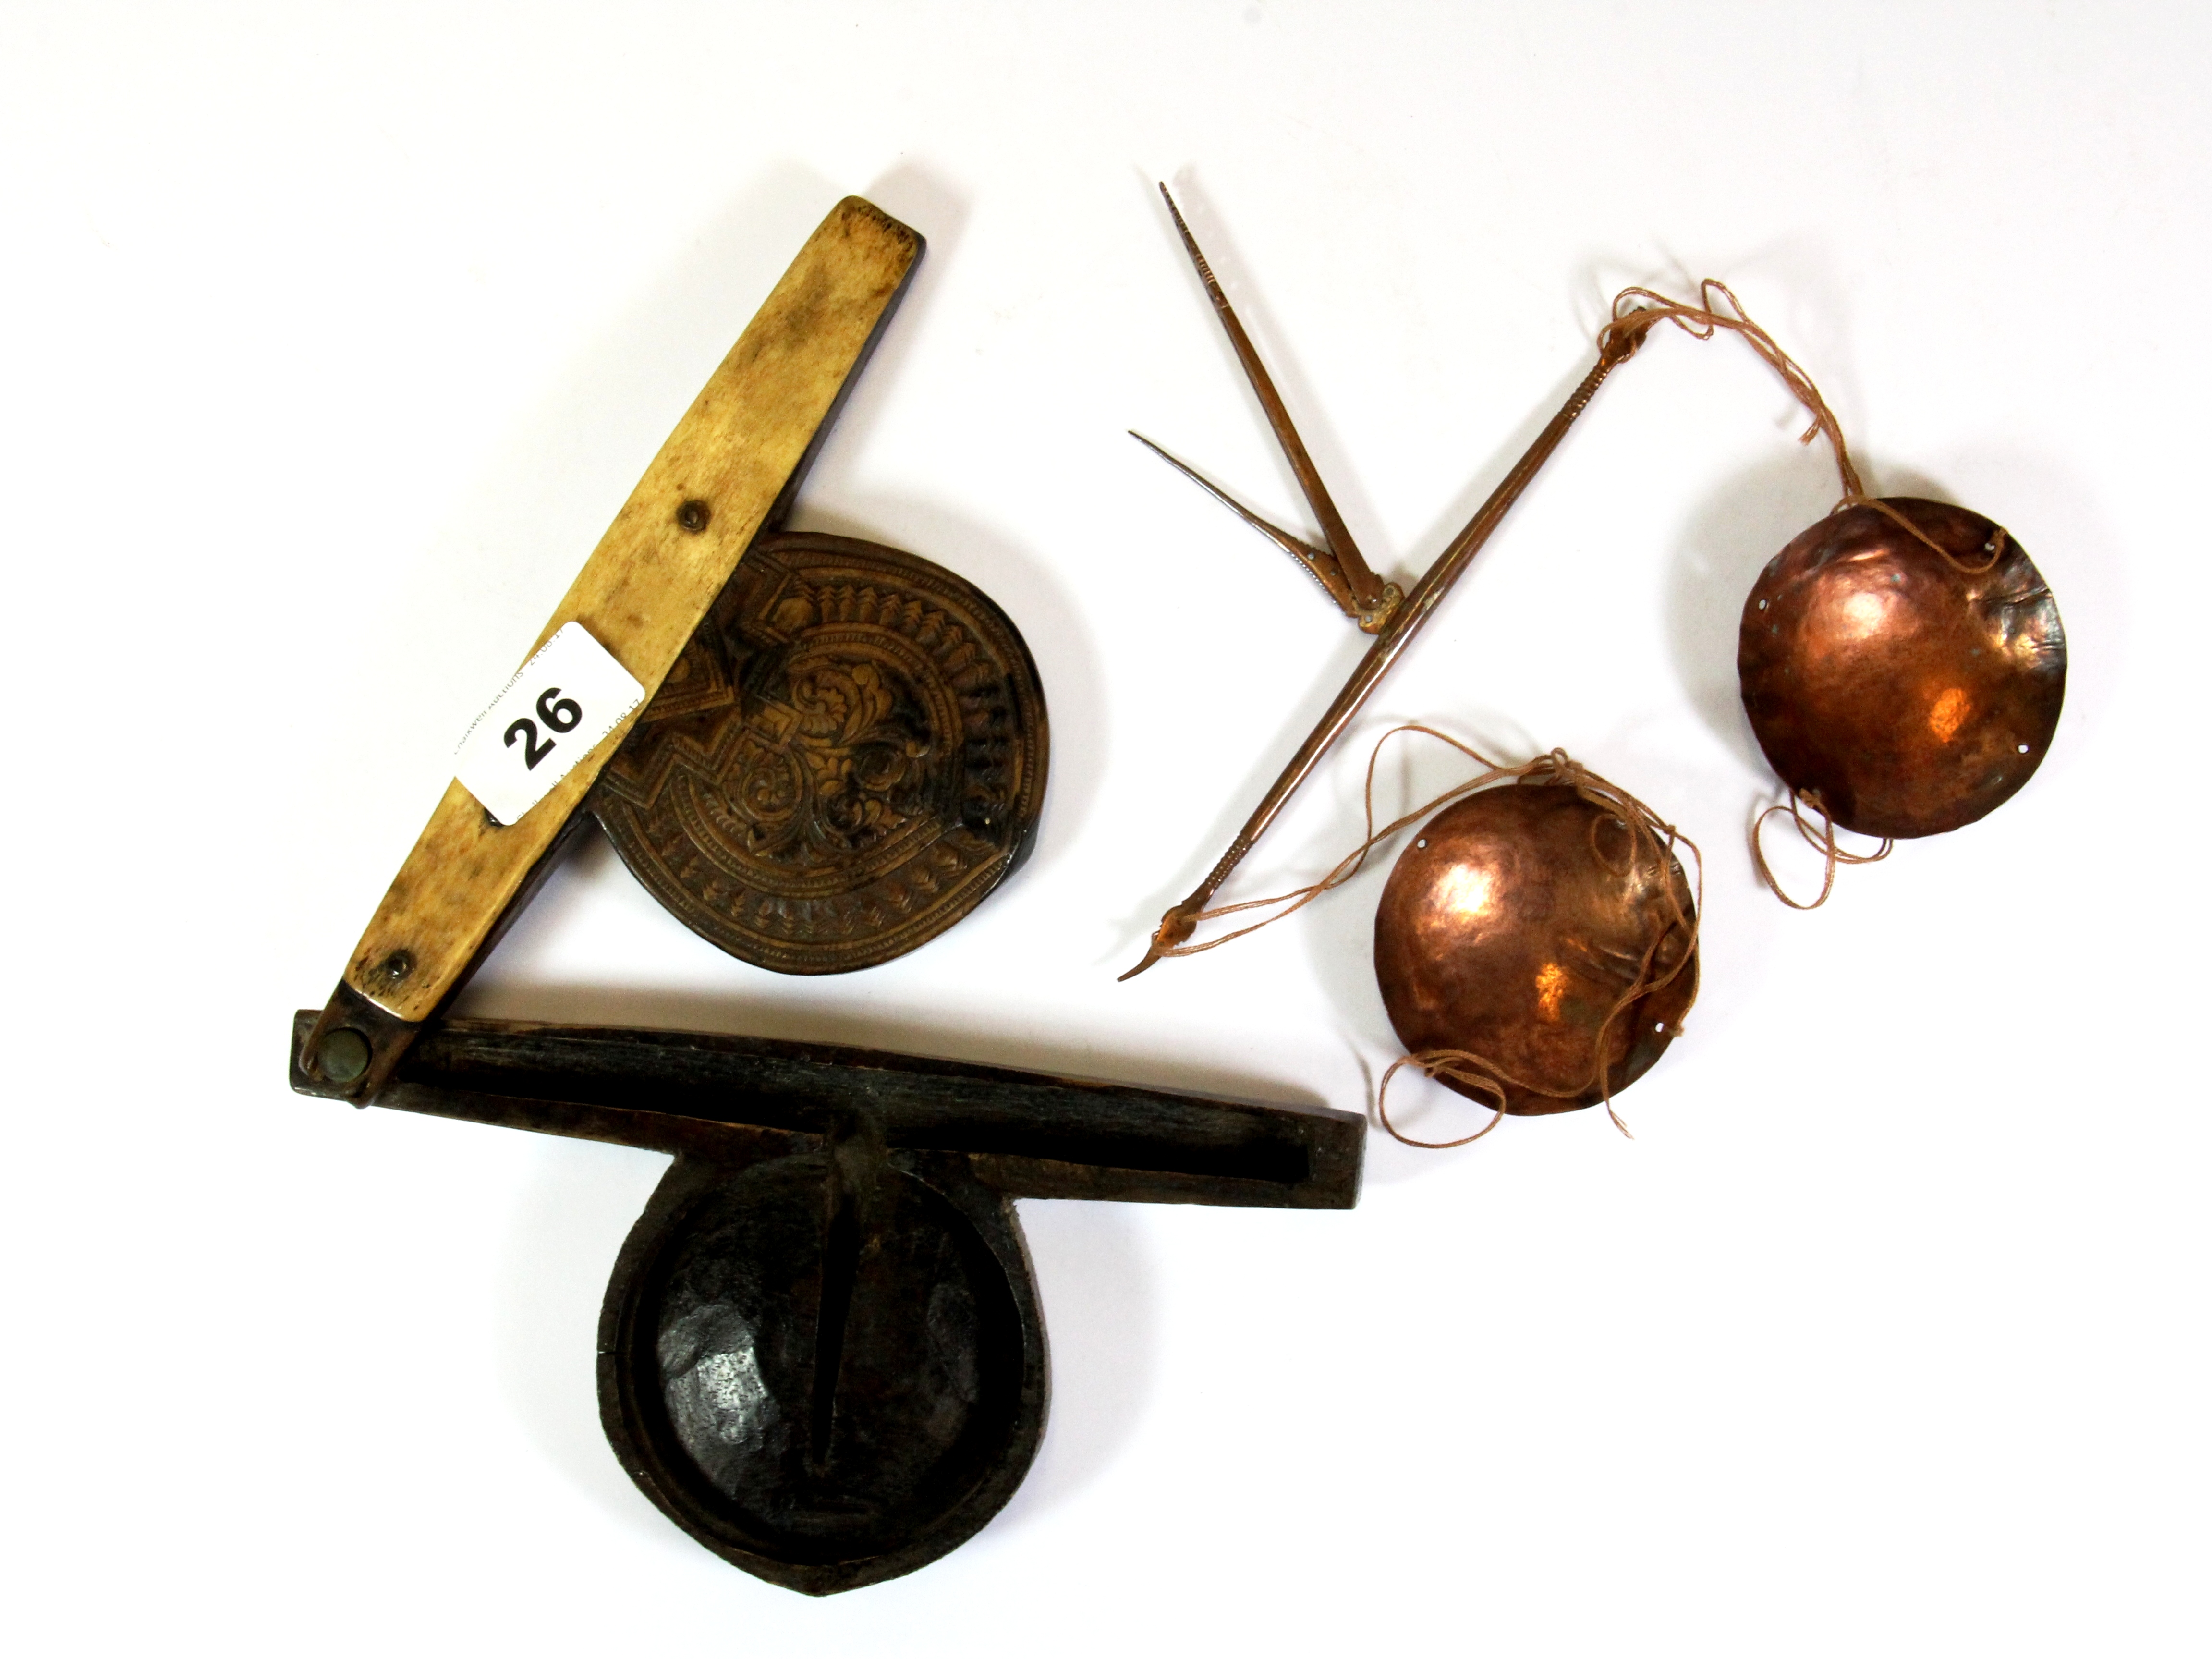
left=291, top=1013, right=1361, bottom=1592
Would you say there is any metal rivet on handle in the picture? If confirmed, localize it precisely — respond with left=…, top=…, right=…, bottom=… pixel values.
left=316, top=1028, right=372, bottom=1084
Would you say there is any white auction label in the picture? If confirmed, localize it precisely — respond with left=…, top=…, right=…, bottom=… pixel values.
left=454, top=622, right=645, bottom=825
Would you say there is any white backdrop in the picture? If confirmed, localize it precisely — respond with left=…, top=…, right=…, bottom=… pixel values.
left=4, top=4, right=2205, bottom=1654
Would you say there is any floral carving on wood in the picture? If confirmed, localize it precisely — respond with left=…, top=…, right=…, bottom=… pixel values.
left=593, top=533, right=1048, bottom=974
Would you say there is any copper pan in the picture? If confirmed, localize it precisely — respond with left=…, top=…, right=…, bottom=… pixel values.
left=1738, top=498, right=2065, bottom=840
left=1373, top=779, right=1697, bottom=1116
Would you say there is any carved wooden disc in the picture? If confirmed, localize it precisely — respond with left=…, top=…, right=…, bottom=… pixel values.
left=592, top=532, right=1048, bottom=974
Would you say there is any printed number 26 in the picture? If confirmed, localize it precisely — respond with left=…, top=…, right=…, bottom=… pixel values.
left=504, top=686, right=583, bottom=770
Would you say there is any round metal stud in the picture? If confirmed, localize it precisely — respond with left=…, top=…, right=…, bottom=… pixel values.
left=315, top=1027, right=372, bottom=1085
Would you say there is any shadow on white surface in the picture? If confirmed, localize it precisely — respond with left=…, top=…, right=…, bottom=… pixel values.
left=492, top=1137, right=676, bottom=1539
left=1143, top=170, right=1394, bottom=592
left=989, top=1198, right=1159, bottom=1529
left=1662, top=450, right=1872, bottom=772
left=1097, top=604, right=1374, bottom=971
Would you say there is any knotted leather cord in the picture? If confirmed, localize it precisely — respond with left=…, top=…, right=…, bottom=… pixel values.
left=1153, top=725, right=1701, bottom=1148
left=1603, top=285, right=2008, bottom=574
left=1600, top=279, right=1864, bottom=500
left=1747, top=790, right=1894, bottom=911
left=1834, top=493, right=2009, bottom=575
left=1604, top=281, right=1997, bottom=904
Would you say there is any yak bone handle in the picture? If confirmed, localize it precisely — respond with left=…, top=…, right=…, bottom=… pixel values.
left=298, top=197, right=923, bottom=1101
